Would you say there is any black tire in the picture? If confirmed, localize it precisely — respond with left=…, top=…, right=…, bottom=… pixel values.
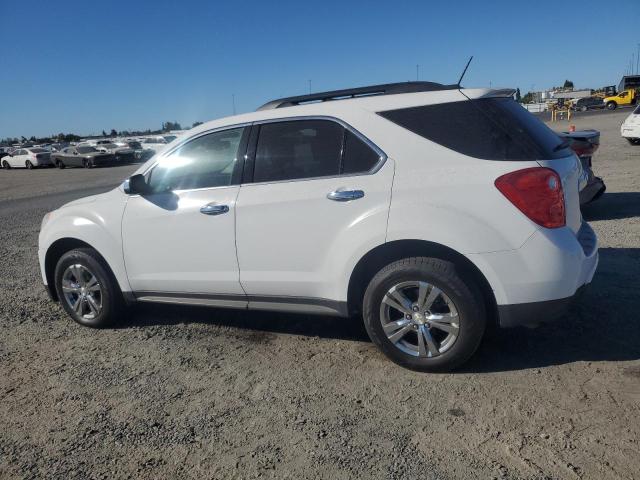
left=606, top=101, right=617, bottom=110
left=362, top=257, right=486, bottom=372
left=56, top=159, right=65, bottom=169
left=25, top=160, right=33, bottom=169
left=2, top=160, right=10, bottom=169
left=581, top=106, right=588, bottom=112
left=82, top=158, right=90, bottom=168
left=626, top=138, right=640, bottom=146
left=54, top=248, right=126, bottom=328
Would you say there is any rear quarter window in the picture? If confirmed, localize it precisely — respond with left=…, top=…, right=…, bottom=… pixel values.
left=378, top=98, right=571, bottom=161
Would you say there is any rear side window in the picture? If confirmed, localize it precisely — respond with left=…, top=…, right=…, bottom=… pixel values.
left=378, top=98, right=571, bottom=160
left=342, top=131, right=381, bottom=174
left=254, top=120, right=343, bottom=182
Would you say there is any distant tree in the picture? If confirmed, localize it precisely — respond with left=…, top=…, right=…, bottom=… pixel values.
left=102, top=130, right=107, bottom=137
left=29, top=136, right=36, bottom=142
left=515, top=88, right=522, bottom=102
left=109, top=129, right=117, bottom=137
left=192, top=121, right=203, bottom=128
left=162, top=121, right=182, bottom=132
left=563, top=80, right=574, bottom=89
left=522, top=92, right=535, bottom=103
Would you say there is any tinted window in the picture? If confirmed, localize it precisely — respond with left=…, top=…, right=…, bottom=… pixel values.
left=342, top=131, right=380, bottom=174
left=29, top=148, right=47, bottom=153
left=77, top=146, right=98, bottom=153
left=379, top=98, right=571, bottom=160
left=254, top=120, right=343, bottom=182
left=147, top=128, right=244, bottom=192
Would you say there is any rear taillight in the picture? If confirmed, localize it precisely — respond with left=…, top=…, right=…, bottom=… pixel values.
left=495, top=167, right=565, bottom=228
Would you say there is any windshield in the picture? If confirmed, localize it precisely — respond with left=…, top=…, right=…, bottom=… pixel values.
left=29, top=148, right=47, bottom=153
left=100, top=143, right=118, bottom=149
left=77, top=146, right=98, bottom=153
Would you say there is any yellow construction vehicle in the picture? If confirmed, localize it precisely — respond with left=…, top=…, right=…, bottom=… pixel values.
left=603, top=89, right=637, bottom=110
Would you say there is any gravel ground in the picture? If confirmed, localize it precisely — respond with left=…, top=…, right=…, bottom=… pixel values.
left=1, top=110, right=639, bottom=479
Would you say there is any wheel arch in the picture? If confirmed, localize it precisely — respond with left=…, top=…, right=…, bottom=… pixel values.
left=44, top=238, right=112, bottom=301
left=346, top=239, right=498, bottom=326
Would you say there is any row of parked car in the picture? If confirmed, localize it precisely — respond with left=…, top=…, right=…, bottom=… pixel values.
left=0, top=135, right=178, bottom=170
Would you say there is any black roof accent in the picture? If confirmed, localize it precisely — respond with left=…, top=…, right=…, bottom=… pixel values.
left=257, top=81, right=460, bottom=111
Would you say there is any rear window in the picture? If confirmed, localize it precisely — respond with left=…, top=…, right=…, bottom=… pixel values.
left=378, top=98, right=571, bottom=160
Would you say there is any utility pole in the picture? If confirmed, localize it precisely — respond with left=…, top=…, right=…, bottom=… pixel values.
left=416, top=64, right=419, bottom=81
left=637, top=43, right=640, bottom=74
left=308, top=80, right=312, bottom=94
left=232, top=94, right=236, bottom=115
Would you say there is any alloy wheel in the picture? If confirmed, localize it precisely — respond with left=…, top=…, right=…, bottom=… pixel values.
left=379, top=281, right=459, bottom=358
left=61, top=264, right=103, bottom=320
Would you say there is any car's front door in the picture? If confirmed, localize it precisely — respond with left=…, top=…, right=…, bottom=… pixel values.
left=9, top=149, right=26, bottom=167
left=235, top=119, right=394, bottom=305
left=122, top=127, right=249, bottom=299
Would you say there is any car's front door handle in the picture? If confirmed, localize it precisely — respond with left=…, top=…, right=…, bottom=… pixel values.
left=200, top=203, right=229, bottom=215
left=326, top=190, right=365, bottom=202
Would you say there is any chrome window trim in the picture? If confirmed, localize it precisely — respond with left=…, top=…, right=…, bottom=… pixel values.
left=131, top=115, right=387, bottom=193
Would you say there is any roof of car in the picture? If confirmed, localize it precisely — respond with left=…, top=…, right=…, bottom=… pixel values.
left=257, top=81, right=459, bottom=111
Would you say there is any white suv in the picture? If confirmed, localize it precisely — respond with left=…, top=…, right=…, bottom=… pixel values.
left=38, top=82, right=598, bottom=371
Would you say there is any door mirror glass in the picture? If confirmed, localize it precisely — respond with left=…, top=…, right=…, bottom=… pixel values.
left=125, top=174, right=150, bottom=195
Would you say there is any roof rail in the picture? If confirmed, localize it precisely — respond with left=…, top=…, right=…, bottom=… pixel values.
left=257, top=81, right=460, bottom=111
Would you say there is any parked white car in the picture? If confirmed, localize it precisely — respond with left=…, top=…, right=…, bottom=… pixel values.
left=621, top=105, right=640, bottom=145
left=139, top=136, right=169, bottom=156
left=38, top=82, right=598, bottom=371
left=2, top=147, right=52, bottom=169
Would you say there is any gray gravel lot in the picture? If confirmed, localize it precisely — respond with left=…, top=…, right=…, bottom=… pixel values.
left=1, top=110, right=639, bottom=479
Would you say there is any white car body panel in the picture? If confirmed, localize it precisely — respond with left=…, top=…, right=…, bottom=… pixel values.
left=621, top=109, right=640, bottom=139
left=235, top=160, right=394, bottom=302
left=121, top=186, right=243, bottom=295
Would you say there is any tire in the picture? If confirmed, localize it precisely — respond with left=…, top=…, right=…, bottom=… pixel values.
left=56, top=159, right=65, bottom=169
left=581, top=106, right=588, bottom=112
left=627, top=138, right=640, bottom=146
left=82, top=158, right=90, bottom=168
left=362, top=257, right=486, bottom=372
left=606, top=101, right=617, bottom=110
left=54, top=248, right=126, bottom=328
left=25, top=160, right=33, bottom=169
left=2, top=160, right=10, bottom=169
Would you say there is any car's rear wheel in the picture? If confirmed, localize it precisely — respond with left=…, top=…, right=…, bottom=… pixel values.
left=2, top=160, right=10, bottom=169
left=363, top=257, right=486, bottom=372
left=581, top=106, right=588, bottom=112
left=606, top=101, right=617, bottom=110
left=56, top=159, right=65, bottom=169
left=627, top=138, right=640, bottom=145
left=25, top=160, right=33, bottom=169
left=82, top=158, right=90, bottom=168
left=54, top=248, right=126, bottom=328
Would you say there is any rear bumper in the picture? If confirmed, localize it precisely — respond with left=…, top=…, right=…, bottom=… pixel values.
left=621, top=124, right=640, bottom=138
left=498, top=284, right=587, bottom=328
left=467, top=221, right=598, bottom=326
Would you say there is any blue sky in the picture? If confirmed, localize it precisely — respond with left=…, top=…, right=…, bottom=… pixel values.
left=1, top=0, right=638, bottom=138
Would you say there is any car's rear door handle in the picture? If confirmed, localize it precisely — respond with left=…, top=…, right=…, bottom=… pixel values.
left=327, top=190, right=365, bottom=202
left=200, top=203, right=229, bottom=215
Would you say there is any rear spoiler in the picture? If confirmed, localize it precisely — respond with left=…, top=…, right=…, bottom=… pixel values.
left=476, top=88, right=517, bottom=98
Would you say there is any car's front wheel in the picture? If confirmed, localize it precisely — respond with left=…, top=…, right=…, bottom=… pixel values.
left=56, top=159, right=65, bottom=169
left=2, top=160, right=10, bottom=169
left=363, top=257, right=486, bottom=372
left=54, top=248, right=126, bottom=328
left=25, top=160, right=33, bottom=169
left=606, top=101, right=617, bottom=110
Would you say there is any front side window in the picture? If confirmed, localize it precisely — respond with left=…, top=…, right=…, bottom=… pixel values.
left=147, top=128, right=244, bottom=192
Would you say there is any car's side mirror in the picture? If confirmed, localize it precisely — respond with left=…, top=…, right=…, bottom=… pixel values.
left=125, top=174, right=150, bottom=195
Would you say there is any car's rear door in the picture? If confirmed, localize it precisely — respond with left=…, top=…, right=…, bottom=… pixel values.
left=122, top=126, right=250, bottom=299
left=235, top=119, right=393, bottom=306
